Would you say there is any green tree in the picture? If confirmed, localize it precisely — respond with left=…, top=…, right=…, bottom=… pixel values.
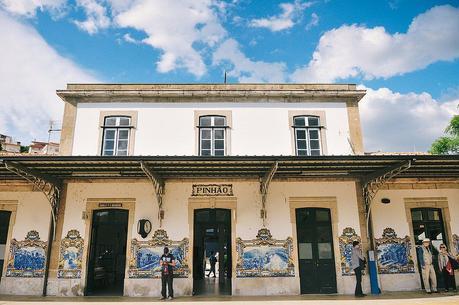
left=430, top=115, right=459, bottom=154
left=20, top=145, right=29, bottom=153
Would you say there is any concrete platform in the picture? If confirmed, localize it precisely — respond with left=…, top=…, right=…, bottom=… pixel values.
left=0, top=292, right=459, bottom=305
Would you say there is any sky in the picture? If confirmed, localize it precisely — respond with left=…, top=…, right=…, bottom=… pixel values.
left=0, top=0, right=459, bottom=152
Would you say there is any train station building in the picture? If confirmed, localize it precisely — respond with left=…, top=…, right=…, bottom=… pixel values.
left=0, top=84, right=458, bottom=297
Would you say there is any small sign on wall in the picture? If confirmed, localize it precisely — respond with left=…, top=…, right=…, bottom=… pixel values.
left=99, top=202, right=123, bottom=208
left=192, top=184, right=233, bottom=196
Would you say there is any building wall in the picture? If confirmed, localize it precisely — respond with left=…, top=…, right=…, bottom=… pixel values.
left=0, top=191, right=51, bottom=295
left=372, top=188, right=459, bottom=292
left=3, top=181, right=457, bottom=297
left=46, top=179, right=364, bottom=296
left=71, top=101, right=352, bottom=156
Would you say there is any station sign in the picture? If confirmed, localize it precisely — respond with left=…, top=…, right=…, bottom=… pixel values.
left=192, top=184, right=233, bottom=196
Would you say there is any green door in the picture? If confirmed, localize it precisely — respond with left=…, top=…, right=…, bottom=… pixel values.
left=0, top=211, right=11, bottom=280
left=86, top=209, right=129, bottom=296
left=296, top=208, right=337, bottom=294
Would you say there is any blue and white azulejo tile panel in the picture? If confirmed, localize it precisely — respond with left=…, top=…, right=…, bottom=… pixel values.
left=6, top=230, right=47, bottom=278
left=375, top=228, right=415, bottom=274
left=129, top=229, right=189, bottom=278
left=58, top=229, right=84, bottom=279
left=236, top=228, right=294, bottom=277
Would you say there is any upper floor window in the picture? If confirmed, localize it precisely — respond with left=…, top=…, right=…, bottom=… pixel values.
left=101, top=116, right=131, bottom=156
left=293, top=116, right=322, bottom=156
left=198, top=115, right=227, bottom=156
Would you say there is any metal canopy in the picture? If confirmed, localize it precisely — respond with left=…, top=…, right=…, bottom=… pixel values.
left=0, top=155, right=459, bottom=181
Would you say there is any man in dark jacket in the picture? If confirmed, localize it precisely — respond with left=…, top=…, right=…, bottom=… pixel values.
left=160, top=247, right=175, bottom=300
left=207, top=251, right=217, bottom=278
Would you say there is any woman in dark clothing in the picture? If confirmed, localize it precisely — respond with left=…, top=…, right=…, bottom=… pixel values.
left=438, top=244, right=456, bottom=292
left=350, top=240, right=366, bottom=297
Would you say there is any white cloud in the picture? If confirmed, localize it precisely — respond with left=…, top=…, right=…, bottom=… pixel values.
left=114, top=0, right=227, bottom=77
left=305, top=12, right=318, bottom=30
left=74, top=0, right=110, bottom=34
left=122, top=32, right=140, bottom=44
left=0, top=11, right=97, bottom=143
left=0, top=0, right=65, bottom=17
left=213, top=38, right=287, bottom=82
left=360, top=86, right=458, bottom=152
left=292, top=5, right=459, bottom=82
left=249, top=0, right=313, bottom=32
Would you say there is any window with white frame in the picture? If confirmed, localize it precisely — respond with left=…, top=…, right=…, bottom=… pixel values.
left=101, top=116, right=131, bottom=156
left=293, top=116, right=322, bottom=156
left=198, top=115, right=227, bottom=156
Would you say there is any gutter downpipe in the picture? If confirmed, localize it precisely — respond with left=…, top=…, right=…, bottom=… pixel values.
left=42, top=209, right=56, bottom=296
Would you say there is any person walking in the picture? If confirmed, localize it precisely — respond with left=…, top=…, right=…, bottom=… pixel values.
left=160, top=247, right=176, bottom=300
left=417, top=238, right=438, bottom=294
left=350, top=240, right=366, bottom=297
left=207, top=251, right=217, bottom=278
left=438, top=244, right=457, bottom=292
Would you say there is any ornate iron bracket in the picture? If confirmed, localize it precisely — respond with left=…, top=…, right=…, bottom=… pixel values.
left=259, top=162, right=278, bottom=227
left=140, top=161, right=165, bottom=227
left=3, top=160, right=61, bottom=240
left=361, top=159, right=413, bottom=238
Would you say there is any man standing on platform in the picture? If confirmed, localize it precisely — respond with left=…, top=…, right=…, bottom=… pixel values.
left=417, top=238, right=438, bottom=294
left=160, top=247, right=176, bottom=300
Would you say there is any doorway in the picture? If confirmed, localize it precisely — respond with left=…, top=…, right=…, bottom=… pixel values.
left=411, top=208, right=452, bottom=289
left=0, top=211, right=11, bottom=281
left=86, top=209, right=129, bottom=296
left=193, top=208, right=232, bottom=296
left=296, top=208, right=336, bottom=294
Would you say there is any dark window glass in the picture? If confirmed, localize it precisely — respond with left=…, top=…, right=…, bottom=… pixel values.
left=294, top=117, right=306, bottom=126
left=427, top=210, right=440, bottom=221
left=411, top=210, right=423, bottom=221
left=316, top=209, right=330, bottom=222
left=199, top=116, right=212, bottom=126
left=308, top=117, right=320, bottom=126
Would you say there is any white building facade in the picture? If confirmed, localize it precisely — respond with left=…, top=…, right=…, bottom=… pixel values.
left=0, top=84, right=457, bottom=297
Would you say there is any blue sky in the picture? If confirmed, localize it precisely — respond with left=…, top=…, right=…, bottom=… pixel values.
left=0, top=0, right=458, bottom=152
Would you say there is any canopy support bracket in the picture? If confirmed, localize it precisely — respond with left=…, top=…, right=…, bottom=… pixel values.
left=140, top=161, right=165, bottom=227
left=362, top=159, right=413, bottom=240
left=3, top=160, right=61, bottom=240
left=260, top=162, right=278, bottom=227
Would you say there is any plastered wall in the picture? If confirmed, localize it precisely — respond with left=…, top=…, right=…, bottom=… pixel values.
left=71, top=101, right=352, bottom=156
left=372, top=188, right=459, bottom=291
left=54, top=180, right=363, bottom=296
left=0, top=191, right=51, bottom=295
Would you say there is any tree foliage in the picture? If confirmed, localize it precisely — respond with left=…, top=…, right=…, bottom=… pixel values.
left=20, top=145, right=29, bottom=153
left=430, top=115, right=459, bottom=154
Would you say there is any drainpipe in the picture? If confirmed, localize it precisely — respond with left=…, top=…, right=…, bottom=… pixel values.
left=42, top=211, right=55, bottom=296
